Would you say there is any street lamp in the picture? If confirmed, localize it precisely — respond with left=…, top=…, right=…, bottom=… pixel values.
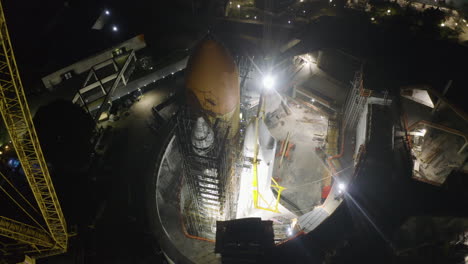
left=105, top=9, right=110, bottom=15
left=112, top=25, right=118, bottom=32
left=387, top=9, right=391, bottom=14
left=262, top=75, right=275, bottom=90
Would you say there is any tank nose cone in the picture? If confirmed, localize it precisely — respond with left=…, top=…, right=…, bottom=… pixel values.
left=185, top=38, right=240, bottom=116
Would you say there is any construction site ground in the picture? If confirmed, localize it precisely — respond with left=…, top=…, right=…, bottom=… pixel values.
left=264, top=91, right=330, bottom=215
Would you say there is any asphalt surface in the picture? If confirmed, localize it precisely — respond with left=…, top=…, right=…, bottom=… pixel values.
left=79, top=74, right=183, bottom=263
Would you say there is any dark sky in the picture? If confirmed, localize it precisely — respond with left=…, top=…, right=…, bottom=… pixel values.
left=4, top=0, right=198, bottom=88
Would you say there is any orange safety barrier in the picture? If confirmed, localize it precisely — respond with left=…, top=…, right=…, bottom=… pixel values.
left=321, top=185, right=332, bottom=200
left=284, top=143, right=295, bottom=159
left=276, top=140, right=286, bottom=157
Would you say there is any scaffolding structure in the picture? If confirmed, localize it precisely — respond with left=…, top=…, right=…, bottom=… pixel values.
left=71, top=50, right=137, bottom=121
left=176, top=107, right=237, bottom=239
left=236, top=56, right=253, bottom=91
left=342, top=69, right=371, bottom=132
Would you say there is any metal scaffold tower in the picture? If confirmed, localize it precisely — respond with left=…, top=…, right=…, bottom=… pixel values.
left=176, top=107, right=234, bottom=239
left=0, top=1, right=67, bottom=259
left=236, top=55, right=253, bottom=91
left=342, top=69, right=371, bottom=132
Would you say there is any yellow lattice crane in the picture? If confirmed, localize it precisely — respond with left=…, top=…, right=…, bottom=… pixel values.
left=0, top=1, right=67, bottom=261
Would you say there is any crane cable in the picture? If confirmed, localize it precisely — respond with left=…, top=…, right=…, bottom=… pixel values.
left=0, top=171, right=40, bottom=214
left=0, top=172, right=48, bottom=233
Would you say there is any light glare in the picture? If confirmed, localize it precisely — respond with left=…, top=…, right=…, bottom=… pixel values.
left=262, top=75, right=275, bottom=89
left=421, top=128, right=427, bottom=136
left=338, top=183, right=346, bottom=191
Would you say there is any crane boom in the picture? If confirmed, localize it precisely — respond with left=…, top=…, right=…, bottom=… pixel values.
left=0, top=216, right=54, bottom=248
left=0, top=1, right=67, bottom=257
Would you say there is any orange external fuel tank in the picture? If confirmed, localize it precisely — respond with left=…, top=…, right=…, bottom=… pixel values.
left=185, top=37, right=240, bottom=138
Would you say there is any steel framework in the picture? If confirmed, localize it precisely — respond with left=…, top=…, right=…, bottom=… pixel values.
left=251, top=94, right=285, bottom=213
left=176, top=107, right=233, bottom=239
left=71, top=50, right=137, bottom=121
left=0, top=217, right=53, bottom=249
left=0, top=1, right=67, bottom=258
left=342, top=69, right=370, bottom=132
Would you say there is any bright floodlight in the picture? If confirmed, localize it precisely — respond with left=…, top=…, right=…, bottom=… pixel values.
left=105, top=9, right=110, bottom=15
left=421, top=128, right=427, bottom=136
left=338, top=183, right=346, bottom=193
left=112, top=25, right=118, bottom=32
left=237, top=4, right=240, bottom=8
left=262, top=75, right=275, bottom=89
left=387, top=9, right=391, bottom=13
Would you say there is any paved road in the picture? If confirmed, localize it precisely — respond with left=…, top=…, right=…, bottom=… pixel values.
left=86, top=78, right=178, bottom=262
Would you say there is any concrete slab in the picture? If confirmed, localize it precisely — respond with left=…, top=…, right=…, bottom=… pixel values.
left=263, top=91, right=328, bottom=215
